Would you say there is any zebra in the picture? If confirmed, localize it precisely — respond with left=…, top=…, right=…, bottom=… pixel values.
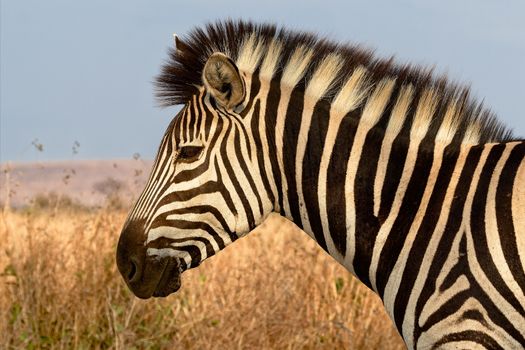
left=116, top=20, right=525, bottom=349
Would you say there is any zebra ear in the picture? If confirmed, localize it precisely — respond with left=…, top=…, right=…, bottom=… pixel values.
left=202, top=52, right=245, bottom=109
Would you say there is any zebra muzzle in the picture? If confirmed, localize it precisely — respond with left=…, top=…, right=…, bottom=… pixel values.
left=116, top=220, right=182, bottom=299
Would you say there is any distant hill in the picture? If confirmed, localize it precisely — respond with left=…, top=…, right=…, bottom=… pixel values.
left=0, top=159, right=153, bottom=208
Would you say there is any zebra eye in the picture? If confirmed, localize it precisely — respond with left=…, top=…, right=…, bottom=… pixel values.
left=177, top=145, right=203, bottom=162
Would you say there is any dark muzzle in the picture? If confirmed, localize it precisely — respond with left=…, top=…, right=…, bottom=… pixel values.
left=116, top=220, right=182, bottom=298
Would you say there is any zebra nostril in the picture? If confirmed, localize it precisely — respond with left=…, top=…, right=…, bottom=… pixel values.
left=116, top=219, right=148, bottom=295
left=127, top=257, right=142, bottom=283
left=128, top=260, right=137, bottom=282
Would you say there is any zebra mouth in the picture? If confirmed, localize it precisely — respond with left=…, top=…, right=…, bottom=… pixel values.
left=152, top=258, right=182, bottom=298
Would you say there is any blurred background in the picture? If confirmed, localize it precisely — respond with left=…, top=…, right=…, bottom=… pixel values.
left=0, top=1, right=524, bottom=349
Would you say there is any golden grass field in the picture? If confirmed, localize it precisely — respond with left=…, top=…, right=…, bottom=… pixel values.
left=0, top=208, right=405, bottom=349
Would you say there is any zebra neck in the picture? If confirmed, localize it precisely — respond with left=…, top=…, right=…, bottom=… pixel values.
left=270, top=92, right=468, bottom=293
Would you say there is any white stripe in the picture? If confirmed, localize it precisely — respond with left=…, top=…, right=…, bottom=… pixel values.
left=373, top=85, right=413, bottom=217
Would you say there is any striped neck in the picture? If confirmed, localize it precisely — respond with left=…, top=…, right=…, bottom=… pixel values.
left=264, top=80, right=463, bottom=288
left=249, top=66, right=507, bottom=293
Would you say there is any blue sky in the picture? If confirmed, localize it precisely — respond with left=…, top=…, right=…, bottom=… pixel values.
left=1, top=0, right=524, bottom=162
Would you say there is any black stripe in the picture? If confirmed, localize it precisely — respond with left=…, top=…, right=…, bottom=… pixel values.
left=202, top=94, right=215, bottom=141
left=264, top=78, right=284, bottom=213
left=194, top=98, right=203, bottom=138
left=326, top=108, right=361, bottom=255
left=302, top=100, right=330, bottom=251
left=184, top=97, right=193, bottom=143
left=214, top=158, right=239, bottom=220
left=232, top=126, right=263, bottom=222
left=187, top=96, right=197, bottom=141
left=352, top=129, right=382, bottom=287
left=251, top=99, right=275, bottom=207
left=495, top=142, right=525, bottom=294
left=237, top=71, right=261, bottom=160
left=432, top=330, right=504, bottom=350
left=282, top=86, right=305, bottom=228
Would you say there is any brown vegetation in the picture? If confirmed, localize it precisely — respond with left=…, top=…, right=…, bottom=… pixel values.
left=0, top=208, right=405, bottom=349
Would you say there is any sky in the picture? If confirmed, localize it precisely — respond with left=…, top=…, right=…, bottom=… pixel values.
left=1, top=0, right=524, bottom=162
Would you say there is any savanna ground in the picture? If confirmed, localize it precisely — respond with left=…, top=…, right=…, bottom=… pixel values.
left=0, top=205, right=405, bottom=349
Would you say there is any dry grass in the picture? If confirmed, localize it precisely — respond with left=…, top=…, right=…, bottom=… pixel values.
left=0, top=209, right=405, bottom=349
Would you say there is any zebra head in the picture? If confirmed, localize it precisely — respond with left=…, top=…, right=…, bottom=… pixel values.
left=116, top=52, right=275, bottom=298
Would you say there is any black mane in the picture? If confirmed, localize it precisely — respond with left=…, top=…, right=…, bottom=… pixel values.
left=156, top=19, right=515, bottom=143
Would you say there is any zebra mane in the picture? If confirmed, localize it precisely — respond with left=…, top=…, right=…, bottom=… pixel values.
left=156, top=19, right=515, bottom=144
